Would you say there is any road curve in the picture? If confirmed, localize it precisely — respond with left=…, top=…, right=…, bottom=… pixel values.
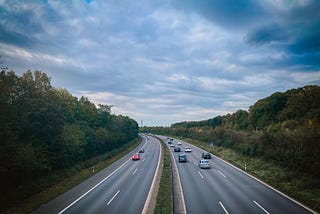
left=162, top=136, right=315, bottom=214
left=33, top=136, right=161, bottom=214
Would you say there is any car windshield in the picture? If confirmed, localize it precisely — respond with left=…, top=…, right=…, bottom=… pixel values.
left=202, top=160, right=209, bottom=164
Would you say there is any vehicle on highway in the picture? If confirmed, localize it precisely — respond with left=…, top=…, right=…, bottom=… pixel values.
left=170, top=144, right=175, bottom=147
left=139, top=148, right=145, bottom=153
left=132, top=153, right=140, bottom=161
left=168, top=141, right=172, bottom=144
left=177, top=142, right=182, bottom=145
left=174, top=147, right=181, bottom=152
left=185, top=147, right=192, bottom=152
left=178, top=153, right=187, bottom=162
left=202, top=152, right=211, bottom=159
left=198, top=159, right=211, bottom=169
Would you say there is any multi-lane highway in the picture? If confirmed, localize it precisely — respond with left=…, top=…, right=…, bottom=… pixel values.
left=33, top=136, right=161, bottom=214
left=164, top=137, right=315, bottom=214
left=33, top=134, right=315, bottom=214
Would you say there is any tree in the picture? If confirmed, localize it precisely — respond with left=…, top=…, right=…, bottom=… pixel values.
left=1, top=70, right=139, bottom=196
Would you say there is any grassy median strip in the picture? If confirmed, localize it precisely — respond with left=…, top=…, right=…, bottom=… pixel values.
left=183, top=137, right=320, bottom=213
left=155, top=139, right=173, bottom=214
left=5, top=138, right=141, bottom=214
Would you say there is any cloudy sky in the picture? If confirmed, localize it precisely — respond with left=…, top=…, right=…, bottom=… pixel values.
left=1, top=0, right=319, bottom=126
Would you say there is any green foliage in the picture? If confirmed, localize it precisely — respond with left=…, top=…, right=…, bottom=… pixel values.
left=155, top=139, right=173, bottom=214
left=141, top=85, right=320, bottom=177
left=0, top=70, right=139, bottom=208
left=279, top=85, right=320, bottom=122
left=248, top=92, right=287, bottom=129
left=61, top=124, right=86, bottom=165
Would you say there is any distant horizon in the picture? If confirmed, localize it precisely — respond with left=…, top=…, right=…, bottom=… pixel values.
left=138, top=84, right=319, bottom=127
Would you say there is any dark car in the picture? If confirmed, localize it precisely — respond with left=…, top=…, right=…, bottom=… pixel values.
left=202, top=152, right=211, bottom=159
left=174, top=147, right=181, bottom=152
left=139, top=148, right=145, bottom=153
left=178, top=153, right=187, bottom=162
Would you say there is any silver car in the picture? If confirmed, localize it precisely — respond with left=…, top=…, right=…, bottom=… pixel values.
left=185, top=147, right=192, bottom=152
left=198, top=160, right=211, bottom=169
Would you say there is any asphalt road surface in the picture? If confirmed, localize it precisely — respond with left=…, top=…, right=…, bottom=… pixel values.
left=163, top=136, right=315, bottom=214
left=33, top=135, right=161, bottom=214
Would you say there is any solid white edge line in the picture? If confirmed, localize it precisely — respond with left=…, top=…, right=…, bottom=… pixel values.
left=181, top=140, right=317, bottom=214
left=168, top=140, right=187, bottom=214
left=198, top=171, right=204, bottom=179
left=107, top=190, right=120, bottom=206
left=218, top=170, right=226, bottom=179
left=219, top=201, right=229, bottom=214
left=141, top=137, right=162, bottom=214
left=59, top=138, right=148, bottom=213
left=253, top=200, right=270, bottom=214
left=58, top=159, right=131, bottom=213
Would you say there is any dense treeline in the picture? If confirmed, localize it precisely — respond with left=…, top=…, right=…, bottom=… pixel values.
left=141, top=85, right=320, bottom=176
left=0, top=70, right=138, bottom=192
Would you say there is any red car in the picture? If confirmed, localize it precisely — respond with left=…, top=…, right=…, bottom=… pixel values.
left=132, top=153, right=140, bottom=161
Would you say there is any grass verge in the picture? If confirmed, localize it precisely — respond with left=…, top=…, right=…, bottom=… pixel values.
left=154, top=139, right=173, bottom=214
left=183, top=137, right=320, bottom=213
left=4, top=138, right=141, bottom=214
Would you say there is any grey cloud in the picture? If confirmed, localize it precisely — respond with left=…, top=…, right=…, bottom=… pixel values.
left=0, top=3, right=44, bottom=33
left=285, top=0, right=320, bottom=25
left=171, top=0, right=267, bottom=30
left=0, top=3, right=44, bottom=48
left=0, top=27, right=36, bottom=48
left=288, top=28, right=320, bottom=54
left=244, top=0, right=320, bottom=69
left=245, top=24, right=288, bottom=46
left=0, top=0, right=319, bottom=126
